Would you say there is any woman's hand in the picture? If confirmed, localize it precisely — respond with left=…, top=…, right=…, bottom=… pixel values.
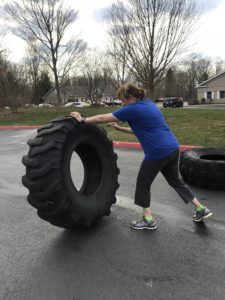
left=108, top=122, right=120, bottom=130
left=70, top=111, right=82, bottom=122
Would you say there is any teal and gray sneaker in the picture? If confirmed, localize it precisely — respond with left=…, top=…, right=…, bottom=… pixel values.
left=193, top=207, right=212, bottom=222
left=130, top=216, right=157, bottom=230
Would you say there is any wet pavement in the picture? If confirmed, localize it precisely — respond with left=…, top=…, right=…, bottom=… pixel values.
left=1, top=130, right=225, bottom=300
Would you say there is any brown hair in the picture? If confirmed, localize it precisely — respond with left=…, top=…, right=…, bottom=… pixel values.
left=117, top=82, right=145, bottom=101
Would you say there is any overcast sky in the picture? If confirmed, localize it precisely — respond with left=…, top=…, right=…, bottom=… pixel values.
left=0, top=0, right=225, bottom=62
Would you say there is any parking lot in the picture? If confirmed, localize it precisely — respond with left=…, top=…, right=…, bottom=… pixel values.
left=1, top=129, right=225, bottom=300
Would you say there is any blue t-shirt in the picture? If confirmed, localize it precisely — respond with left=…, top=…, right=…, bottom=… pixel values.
left=112, top=99, right=179, bottom=160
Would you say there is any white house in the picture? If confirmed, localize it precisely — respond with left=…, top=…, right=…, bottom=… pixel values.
left=42, top=86, right=117, bottom=105
left=42, top=86, right=89, bottom=105
left=196, top=71, right=225, bottom=104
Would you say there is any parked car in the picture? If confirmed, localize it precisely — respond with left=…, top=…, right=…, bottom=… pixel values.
left=25, top=104, right=38, bottom=108
left=39, top=103, right=54, bottom=108
left=102, top=99, right=122, bottom=106
left=155, top=98, right=164, bottom=103
left=113, top=99, right=122, bottom=105
left=163, top=97, right=183, bottom=108
left=63, top=102, right=90, bottom=108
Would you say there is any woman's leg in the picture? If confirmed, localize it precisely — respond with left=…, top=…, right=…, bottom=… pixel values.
left=161, top=149, right=196, bottom=204
left=192, top=197, right=204, bottom=209
left=161, top=150, right=212, bottom=221
left=135, top=159, right=163, bottom=209
left=143, top=207, right=152, bottom=218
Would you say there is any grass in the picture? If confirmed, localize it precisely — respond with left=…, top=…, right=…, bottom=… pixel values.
left=0, top=106, right=225, bottom=146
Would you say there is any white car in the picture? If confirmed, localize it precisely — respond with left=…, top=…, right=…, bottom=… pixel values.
left=39, top=103, right=54, bottom=108
left=113, top=99, right=122, bottom=105
left=63, top=102, right=90, bottom=108
left=25, top=104, right=38, bottom=108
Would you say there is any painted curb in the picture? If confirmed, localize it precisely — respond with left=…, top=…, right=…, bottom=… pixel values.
left=113, top=141, right=142, bottom=149
left=0, top=125, right=41, bottom=130
left=113, top=141, right=202, bottom=152
left=0, top=126, right=202, bottom=152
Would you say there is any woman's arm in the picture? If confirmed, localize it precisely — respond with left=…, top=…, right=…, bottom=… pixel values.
left=108, top=122, right=133, bottom=134
left=70, top=112, right=118, bottom=124
left=70, top=111, right=133, bottom=134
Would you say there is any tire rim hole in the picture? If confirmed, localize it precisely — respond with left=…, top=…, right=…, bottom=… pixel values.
left=69, top=143, right=102, bottom=196
left=70, top=151, right=85, bottom=191
left=200, top=154, right=225, bottom=161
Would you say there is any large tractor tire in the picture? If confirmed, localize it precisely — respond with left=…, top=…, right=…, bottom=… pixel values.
left=22, top=116, right=120, bottom=228
left=179, top=147, right=225, bottom=190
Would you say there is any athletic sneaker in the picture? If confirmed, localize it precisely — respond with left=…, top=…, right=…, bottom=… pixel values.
left=130, top=216, right=157, bottom=230
left=193, top=207, right=212, bottom=222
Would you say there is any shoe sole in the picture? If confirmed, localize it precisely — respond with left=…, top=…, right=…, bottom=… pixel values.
left=193, top=212, right=213, bottom=223
left=130, top=225, right=157, bottom=230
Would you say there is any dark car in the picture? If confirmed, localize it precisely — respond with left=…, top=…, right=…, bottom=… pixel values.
left=163, top=97, right=183, bottom=108
left=102, top=99, right=122, bottom=106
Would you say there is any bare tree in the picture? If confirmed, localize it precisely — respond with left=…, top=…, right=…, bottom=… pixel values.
left=79, top=51, right=114, bottom=105
left=165, top=68, right=176, bottom=97
left=25, top=41, right=41, bottom=104
left=154, top=53, right=213, bottom=102
left=182, top=53, right=212, bottom=102
left=0, top=53, right=31, bottom=112
left=105, top=0, right=199, bottom=99
left=5, top=0, right=87, bottom=104
left=196, top=56, right=212, bottom=83
left=215, top=58, right=225, bottom=75
left=107, top=39, right=130, bottom=86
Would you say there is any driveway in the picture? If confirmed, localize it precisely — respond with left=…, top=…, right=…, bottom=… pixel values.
left=1, top=130, right=225, bottom=300
left=156, top=103, right=225, bottom=109
left=183, top=104, right=225, bottom=109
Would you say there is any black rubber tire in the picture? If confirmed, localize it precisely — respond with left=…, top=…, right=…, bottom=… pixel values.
left=22, top=116, right=120, bottom=228
left=179, top=147, right=225, bottom=190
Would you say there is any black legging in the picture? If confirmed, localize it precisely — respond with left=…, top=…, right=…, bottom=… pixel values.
left=135, top=148, right=195, bottom=208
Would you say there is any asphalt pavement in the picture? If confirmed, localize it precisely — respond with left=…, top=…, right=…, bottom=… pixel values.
left=1, top=130, right=225, bottom=300
left=156, top=103, right=225, bottom=109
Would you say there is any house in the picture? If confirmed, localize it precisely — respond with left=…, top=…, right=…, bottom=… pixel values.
left=42, top=86, right=117, bottom=105
left=196, top=71, right=225, bottom=104
left=42, top=86, right=89, bottom=105
left=101, top=87, right=117, bottom=103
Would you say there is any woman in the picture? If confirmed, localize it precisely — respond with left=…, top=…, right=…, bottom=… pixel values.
left=70, top=83, right=212, bottom=230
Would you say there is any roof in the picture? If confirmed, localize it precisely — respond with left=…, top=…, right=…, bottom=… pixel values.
left=60, top=86, right=89, bottom=97
left=197, top=71, right=225, bottom=88
left=42, top=86, right=55, bottom=98
left=42, top=85, right=117, bottom=99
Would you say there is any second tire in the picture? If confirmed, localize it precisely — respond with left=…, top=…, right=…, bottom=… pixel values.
left=179, top=147, right=225, bottom=190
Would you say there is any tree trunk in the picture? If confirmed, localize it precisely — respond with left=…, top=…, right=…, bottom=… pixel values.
left=55, top=74, right=61, bottom=105
left=10, top=97, right=18, bottom=113
left=52, top=62, right=61, bottom=105
left=146, top=79, right=155, bottom=100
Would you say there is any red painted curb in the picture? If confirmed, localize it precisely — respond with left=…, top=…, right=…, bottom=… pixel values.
left=179, top=145, right=202, bottom=151
left=113, top=141, right=202, bottom=152
left=0, top=126, right=202, bottom=152
left=113, top=141, right=142, bottom=149
left=0, top=125, right=41, bottom=130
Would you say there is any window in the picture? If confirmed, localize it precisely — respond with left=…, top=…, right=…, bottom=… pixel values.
left=220, top=91, right=225, bottom=98
left=207, top=91, right=212, bottom=99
